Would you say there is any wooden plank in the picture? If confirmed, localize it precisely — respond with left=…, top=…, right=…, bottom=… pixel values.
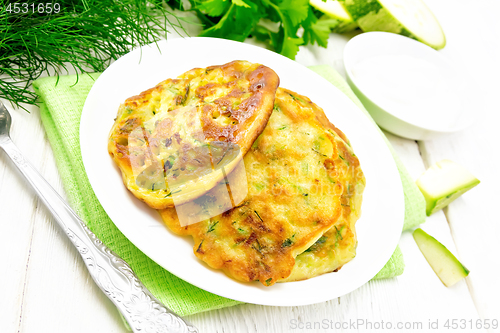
left=0, top=102, right=122, bottom=333
left=19, top=207, right=124, bottom=333
left=0, top=101, right=46, bottom=333
left=417, top=0, right=500, bottom=323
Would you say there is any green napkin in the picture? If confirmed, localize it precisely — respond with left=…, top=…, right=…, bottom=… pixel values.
left=32, top=65, right=425, bottom=316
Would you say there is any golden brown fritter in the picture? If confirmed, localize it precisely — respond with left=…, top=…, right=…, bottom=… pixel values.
left=282, top=170, right=364, bottom=282
left=159, top=88, right=365, bottom=286
left=108, top=61, right=279, bottom=209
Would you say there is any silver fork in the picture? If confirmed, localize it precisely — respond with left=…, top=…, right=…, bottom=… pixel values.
left=0, top=101, right=198, bottom=333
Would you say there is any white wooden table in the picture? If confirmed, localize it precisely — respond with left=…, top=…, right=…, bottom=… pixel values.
left=1, top=0, right=499, bottom=332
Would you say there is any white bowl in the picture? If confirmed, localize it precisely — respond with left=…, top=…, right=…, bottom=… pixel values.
left=344, top=32, right=479, bottom=140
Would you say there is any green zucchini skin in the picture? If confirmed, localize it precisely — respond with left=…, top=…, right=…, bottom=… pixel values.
left=310, top=0, right=359, bottom=33
left=343, top=0, right=446, bottom=49
left=416, top=159, right=480, bottom=216
left=413, top=228, right=469, bottom=287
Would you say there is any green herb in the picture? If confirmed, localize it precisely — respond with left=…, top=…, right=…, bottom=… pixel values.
left=304, top=235, right=327, bottom=252
left=282, top=238, right=293, bottom=248
left=254, top=210, right=263, bottom=222
left=254, top=183, right=265, bottom=191
left=168, top=87, right=180, bottom=94
left=278, top=125, right=287, bottom=130
left=335, top=225, right=345, bottom=241
left=216, top=148, right=228, bottom=165
left=164, top=188, right=182, bottom=198
left=265, top=278, right=272, bottom=285
left=301, top=161, right=308, bottom=175
left=287, top=92, right=306, bottom=103
left=1, top=0, right=186, bottom=110
left=339, top=154, right=350, bottom=166
left=316, top=235, right=327, bottom=244
left=312, top=148, right=328, bottom=157
left=191, top=0, right=337, bottom=60
left=207, top=221, right=219, bottom=233
left=252, top=240, right=262, bottom=253
left=196, top=240, right=204, bottom=253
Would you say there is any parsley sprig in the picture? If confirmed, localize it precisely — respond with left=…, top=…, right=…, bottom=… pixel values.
left=185, top=0, right=338, bottom=59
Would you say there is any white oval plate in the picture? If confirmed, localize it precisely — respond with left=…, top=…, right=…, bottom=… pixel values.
left=80, top=37, right=404, bottom=306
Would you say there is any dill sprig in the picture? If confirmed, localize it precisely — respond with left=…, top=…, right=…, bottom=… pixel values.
left=0, top=0, right=186, bottom=110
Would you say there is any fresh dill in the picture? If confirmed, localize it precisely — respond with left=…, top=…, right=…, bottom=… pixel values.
left=0, top=0, right=186, bottom=110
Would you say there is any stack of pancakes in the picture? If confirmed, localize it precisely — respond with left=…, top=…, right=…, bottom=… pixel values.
left=108, top=61, right=365, bottom=286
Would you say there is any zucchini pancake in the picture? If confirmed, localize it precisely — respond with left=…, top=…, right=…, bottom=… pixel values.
left=108, top=61, right=279, bottom=209
left=159, top=87, right=365, bottom=286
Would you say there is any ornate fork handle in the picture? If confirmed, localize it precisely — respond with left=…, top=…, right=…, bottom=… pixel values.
left=0, top=138, right=198, bottom=333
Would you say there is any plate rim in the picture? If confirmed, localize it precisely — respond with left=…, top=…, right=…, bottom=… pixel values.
left=80, top=37, right=405, bottom=306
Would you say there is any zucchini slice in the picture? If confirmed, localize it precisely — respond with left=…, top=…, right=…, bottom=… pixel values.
left=310, top=0, right=358, bottom=33
left=344, top=0, right=446, bottom=49
left=416, top=159, right=480, bottom=216
left=413, top=228, right=469, bottom=287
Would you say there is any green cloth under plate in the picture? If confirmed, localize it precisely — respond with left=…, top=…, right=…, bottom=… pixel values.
left=32, top=65, right=425, bottom=316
